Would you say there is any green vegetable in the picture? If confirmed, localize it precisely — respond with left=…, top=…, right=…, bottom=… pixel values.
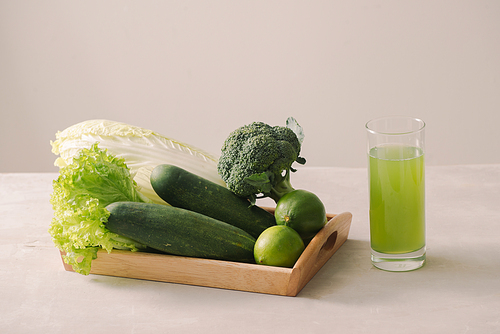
left=217, top=117, right=306, bottom=204
left=105, top=201, right=256, bottom=263
left=150, top=164, right=275, bottom=238
left=51, top=119, right=224, bottom=204
left=49, top=143, right=150, bottom=275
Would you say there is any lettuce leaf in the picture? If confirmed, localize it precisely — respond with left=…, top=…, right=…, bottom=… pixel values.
left=49, top=143, right=149, bottom=275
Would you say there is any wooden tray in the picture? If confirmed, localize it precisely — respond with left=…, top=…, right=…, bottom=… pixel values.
left=61, top=211, right=352, bottom=296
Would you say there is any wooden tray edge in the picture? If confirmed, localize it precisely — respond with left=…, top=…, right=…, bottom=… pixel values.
left=60, top=211, right=352, bottom=296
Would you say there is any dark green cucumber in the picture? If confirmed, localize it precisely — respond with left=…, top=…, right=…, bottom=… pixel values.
left=150, top=164, right=275, bottom=239
left=105, top=201, right=256, bottom=263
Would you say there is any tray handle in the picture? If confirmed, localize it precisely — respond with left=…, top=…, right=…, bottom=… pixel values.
left=287, top=211, right=352, bottom=296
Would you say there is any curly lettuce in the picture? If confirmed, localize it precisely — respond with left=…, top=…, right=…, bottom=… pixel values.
left=49, top=143, right=150, bottom=275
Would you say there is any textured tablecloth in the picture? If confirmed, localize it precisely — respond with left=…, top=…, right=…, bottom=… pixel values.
left=1, top=165, right=499, bottom=333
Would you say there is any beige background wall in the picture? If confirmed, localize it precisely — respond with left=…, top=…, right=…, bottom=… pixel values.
left=1, top=1, right=499, bottom=172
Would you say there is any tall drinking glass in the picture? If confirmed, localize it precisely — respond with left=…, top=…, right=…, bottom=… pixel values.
left=366, top=116, right=426, bottom=271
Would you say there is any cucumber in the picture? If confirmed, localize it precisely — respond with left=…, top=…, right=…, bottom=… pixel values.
left=150, top=164, right=275, bottom=239
left=105, top=201, right=256, bottom=263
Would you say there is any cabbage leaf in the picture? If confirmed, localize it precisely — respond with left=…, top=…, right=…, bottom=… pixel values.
left=50, top=119, right=225, bottom=204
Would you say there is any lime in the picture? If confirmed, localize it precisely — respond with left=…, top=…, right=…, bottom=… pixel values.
left=275, top=189, right=327, bottom=240
left=254, top=225, right=305, bottom=268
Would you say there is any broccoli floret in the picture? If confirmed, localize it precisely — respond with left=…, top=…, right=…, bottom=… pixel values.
left=217, top=117, right=306, bottom=204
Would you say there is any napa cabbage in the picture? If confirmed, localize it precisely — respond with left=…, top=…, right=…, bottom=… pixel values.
left=51, top=119, right=225, bottom=204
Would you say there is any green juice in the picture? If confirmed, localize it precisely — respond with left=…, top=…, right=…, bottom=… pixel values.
left=369, top=144, right=425, bottom=254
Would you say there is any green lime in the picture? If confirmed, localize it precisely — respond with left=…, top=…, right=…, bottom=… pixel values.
left=254, top=225, right=305, bottom=268
left=275, top=189, right=327, bottom=240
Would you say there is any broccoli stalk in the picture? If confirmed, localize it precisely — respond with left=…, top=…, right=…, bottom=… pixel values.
left=217, top=117, right=306, bottom=205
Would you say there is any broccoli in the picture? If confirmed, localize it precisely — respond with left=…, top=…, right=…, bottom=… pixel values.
left=217, top=117, right=306, bottom=205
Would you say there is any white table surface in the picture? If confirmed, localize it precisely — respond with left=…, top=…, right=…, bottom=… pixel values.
left=1, top=165, right=499, bottom=333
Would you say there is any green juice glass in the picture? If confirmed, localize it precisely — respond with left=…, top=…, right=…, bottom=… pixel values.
left=366, top=116, right=426, bottom=271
